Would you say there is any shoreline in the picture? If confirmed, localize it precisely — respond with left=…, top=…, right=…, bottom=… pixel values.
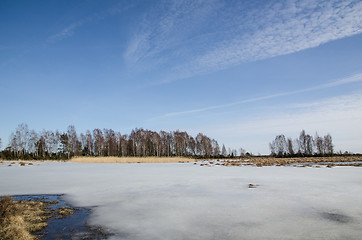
left=67, top=155, right=362, bottom=166
left=1, top=155, right=362, bottom=167
left=0, top=194, right=111, bottom=240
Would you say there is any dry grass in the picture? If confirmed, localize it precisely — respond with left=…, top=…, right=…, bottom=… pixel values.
left=0, top=196, right=51, bottom=240
left=70, top=156, right=196, bottom=163
left=71, top=156, right=362, bottom=166
left=55, top=207, right=75, bottom=220
left=197, top=156, right=362, bottom=167
left=2, top=161, right=37, bottom=167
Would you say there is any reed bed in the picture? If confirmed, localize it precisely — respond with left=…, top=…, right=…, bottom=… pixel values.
left=70, top=156, right=196, bottom=163
left=0, top=196, right=49, bottom=240
left=0, top=196, right=77, bottom=239
left=196, top=156, right=362, bottom=167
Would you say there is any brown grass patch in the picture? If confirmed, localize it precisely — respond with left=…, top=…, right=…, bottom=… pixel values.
left=55, top=207, right=75, bottom=219
left=198, top=156, right=362, bottom=167
left=0, top=196, right=60, bottom=240
left=70, top=156, right=196, bottom=163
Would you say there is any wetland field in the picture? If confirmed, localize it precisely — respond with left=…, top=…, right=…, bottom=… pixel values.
left=1, top=159, right=362, bottom=240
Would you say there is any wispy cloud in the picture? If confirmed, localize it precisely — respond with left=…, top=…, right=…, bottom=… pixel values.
left=47, top=3, right=129, bottom=44
left=190, top=0, right=362, bottom=74
left=125, top=0, right=362, bottom=83
left=150, top=73, right=362, bottom=119
left=47, top=21, right=85, bottom=43
left=124, top=0, right=221, bottom=69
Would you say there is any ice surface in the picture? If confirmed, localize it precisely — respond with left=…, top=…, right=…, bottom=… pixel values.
left=1, top=161, right=362, bottom=239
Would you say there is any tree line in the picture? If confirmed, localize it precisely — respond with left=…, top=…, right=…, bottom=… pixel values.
left=269, top=130, right=334, bottom=157
left=0, top=123, right=243, bottom=160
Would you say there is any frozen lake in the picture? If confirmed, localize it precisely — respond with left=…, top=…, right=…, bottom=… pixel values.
left=1, top=161, right=362, bottom=240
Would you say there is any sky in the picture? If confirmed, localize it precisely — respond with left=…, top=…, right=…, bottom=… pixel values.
left=0, top=0, right=361, bottom=154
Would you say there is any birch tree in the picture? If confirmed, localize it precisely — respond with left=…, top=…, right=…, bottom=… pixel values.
left=67, top=125, right=79, bottom=156
left=221, top=144, right=227, bottom=157
left=93, top=129, right=104, bottom=156
left=324, top=134, right=333, bottom=155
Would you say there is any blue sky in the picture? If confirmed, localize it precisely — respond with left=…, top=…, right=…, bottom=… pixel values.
left=1, top=0, right=361, bottom=154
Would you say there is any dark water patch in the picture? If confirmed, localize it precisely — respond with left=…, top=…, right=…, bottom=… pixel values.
left=13, top=194, right=111, bottom=240
left=321, top=212, right=353, bottom=223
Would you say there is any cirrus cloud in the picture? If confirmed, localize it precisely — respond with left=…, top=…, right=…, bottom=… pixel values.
left=125, top=0, right=362, bottom=84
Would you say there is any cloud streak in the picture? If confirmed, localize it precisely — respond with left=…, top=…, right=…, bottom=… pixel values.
left=47, top=3, right=129, bottom=44
left=124, top=0, right=221, bottom=69
left=191, top=0, right=362, bottom=74
left=151, top=73, right=362, bottom=119
left=125, top=0, right=362, bottom=83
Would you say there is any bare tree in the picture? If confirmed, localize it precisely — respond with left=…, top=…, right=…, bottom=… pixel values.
left=36, top=136, right=46, bottom=159
left=239, top=147, right=246, bottom=157
left=9, top=123, right=30, bottom=158
left=54, top=131, right=61, bottom=157
left=173, top=130, right=189, bottom=156
left=221, top=144, right=227, bottom=157
left=196, top=133, right=212, bottom=157
left=130, top=129, right=141, bottom=156
left=297, top=130, right=307, bottom=155
left=80, top=133, right=86, bottom=155
left=3, top=124, right=229, bottom=159
left=305, top=134, right=314, bottom=156
left=27, top=130, right=38, bottom=156
left=104, top=129, right=117, bottom=156
left=187, top=136, right=196, bottom=156
left=270, top=130, right=334, bottom=157
left=287, top=138, right=294, bottom=156
left=42, top=130, right=55, bottom=157
left=269, top=141, right=276, bottom=156
left=93, top=129, right=104, bottom=156
left=152, top=132, right=161, bottom=157
left=212, top=139, right=220, bottom=156
left=314, top=132, right=324, bottom=155
left=324, top=134, right=333, bottom=155
left=67, top=125, right=79, bottom=156
left=118, top=134, right=128, bottom=157
left=270, top=134, right=287, bottom=156
left=231, top=149, right=237, bottom=157
left=160, top=131, right=172, bottom=157
left=85, top=130, right=94, bottom=156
